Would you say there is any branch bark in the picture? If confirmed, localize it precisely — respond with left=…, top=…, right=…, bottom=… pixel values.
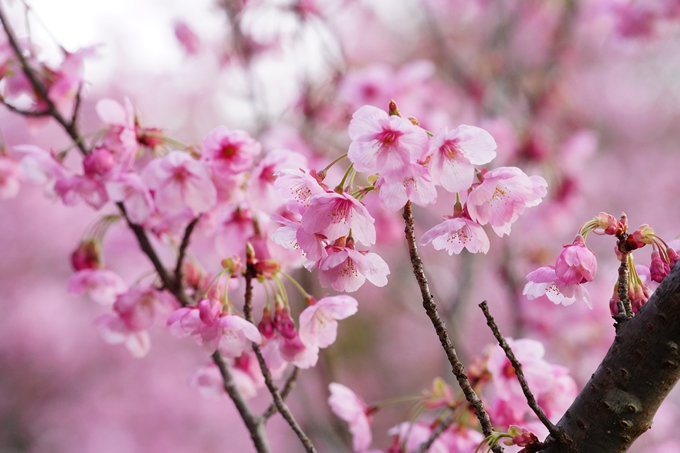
left=541, top=262, right=680, bottom=453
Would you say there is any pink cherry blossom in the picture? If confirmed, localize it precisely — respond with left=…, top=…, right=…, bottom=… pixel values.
left=113, top=286, right=178, bottom=331
left=537, top=365, right=578, bottom=422
left=467, top=167, right=547, bottom=236
left=523, top=265, right=592, bottom=308
left=274, top=168, right=327, bottom=214
left=214, top=205, right=256, bottom=257
left=271, top=214, right=327, bottom=263
left=376, top=162, right=437, bottom=211
left=174, top=21, right=201, bottom=55
left=0, top=156, right=22, bottom=199
left=67, top=269, right=127, bottom=305
left=14, top=144, right=67, bottom=189
left=328, top=383, right=373, bottom=453
left=317, top=245, right=389, bottom=292
left=301, top=192, right=376, bottom=246
left=167, top=299, right=262, bottom=358
left=299, top=295, right=358, bottom=348
left=387, top=422, right=448, bottom=453
left=486, top=338, right=556, bottom=409
left=347, top=105, right=428, bottom=181
left=248, top=148, right=308, bottom=212
left=82, top=147, right=117, bottom=178
left=420, top=216, right=490, bottom=255
left=554, top=234, right=598, bottom=284
left=427, top=125, right=497, bottom=193
left=106, top=173, right=155, bottom=224
left=96, top=98, right=138, bottom=169
left=95, top=313, right=151, bottom=358
left=141, top=151, right=217, bottom=215
left=201, top=126, right=261, bottom=174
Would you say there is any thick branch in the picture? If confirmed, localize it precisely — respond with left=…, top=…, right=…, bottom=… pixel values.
left=541, top=262, right=680, bottom=453
left=402, top=202, right=501, bottom=451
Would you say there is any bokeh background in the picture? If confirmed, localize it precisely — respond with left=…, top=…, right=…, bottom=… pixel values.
left=2, top=0, right=680, bottom=452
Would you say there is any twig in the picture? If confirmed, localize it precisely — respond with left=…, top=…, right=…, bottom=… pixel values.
left=615, top=250, right=633, bottom=321
left=0, top=99, right=49, bottom=116
left=402, top=202, right=501, bottom=452
left=212, top=351, right=272, bottom=453
left=262, top=367, right=301, bottom=420
left=479, top=301, right=566, bottom=444
left=173, top=216, right=200, bottom=292
left=242, top=266, right=317, bottom=453
left=412, top=410, right=456, bottom=453
left=0, top=4, right=88, bottom=155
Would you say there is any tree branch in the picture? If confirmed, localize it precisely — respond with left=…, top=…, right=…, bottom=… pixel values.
left=262, top=367, right=301, bottom=420
left=541, top=262, right=680, bottom=453
left=402, top=202, right=502, bottom=452
left=212, top=351, right=271, bottom=453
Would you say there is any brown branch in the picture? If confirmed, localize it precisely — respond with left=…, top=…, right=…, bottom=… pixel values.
left=479, top=301, right=566, bottom=443
left=402, top=202, right=501, bottom=452
left=0, top=4, right=88, bottom=155
left=541, top=262, right=680, bottom=453
left=173, top=216, right=200, bottom=294
left=212, top=351, right=271, bottom=453
left=0, top=98, right=49, bottom=116
left=243, top=264, right=317, bottom=453
left=262, top=367, right=301, bottom=420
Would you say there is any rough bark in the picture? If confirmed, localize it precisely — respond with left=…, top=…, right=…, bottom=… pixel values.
left=541, top=262, right=680, bottom=453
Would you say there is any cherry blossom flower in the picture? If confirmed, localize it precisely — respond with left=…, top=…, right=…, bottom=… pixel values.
left=347, top=105, right=428, bottom=181
left=95, top=313, right=151, bottom=358
left=375, top=162, right=437, bottom=211
left=554, top=234, right=597, bottom=284
left=328, top=383, right=373, bottom=452
left=388, top=422, right=448, bottom=453
left=106, top=173, right=155, bottom=225
left=0, top=156, right=22, bottom=199
left=141, top=151, right=217, bottom=215
left=301, top=192, right=376, bottom=246
left=486, top=338, right=556, bottom=409
left=113, top=286, right=178, bottom=331
left=298, top=295, right=358, bottom=348
left=537, top=365, right=577, bottom=422
left=201, top=126, right=261, bottom=175
left=427, top=125, right=497, bottom=193
left=420, top=215, right=490, bottom=255
left=467, top=167, right=547, bottom=237
left=96, top=98, right=138, bottom=169
left=523, top=265, right=592, bottom=308
left=167, top=299, right=262, bottom=358
left=248, top=148, right=308, bottom=212
left=317, top=244, right=389, bottom=292
left=274, top=167, right=327, bottom=214
left=67, top=269, right=127, bottom=305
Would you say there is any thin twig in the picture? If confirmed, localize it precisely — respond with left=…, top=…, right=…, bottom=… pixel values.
left=412, top=410, right=456, bottom=453
left=173, top=216, right=200, bottom=292
left=0, top=4, right=88, bottom=155
left=615, top=251, right=633, bottom=320
left=0, top=99, right=49, bottom=116
left=212, top=351, right=272, bottom=453
left=243, top=267, right=317, bottom=453
left=262, top=367, right=301, bottom=420
left=479, top=301, right=566, bottom=444
left=402, top=202, right=501, bottom=452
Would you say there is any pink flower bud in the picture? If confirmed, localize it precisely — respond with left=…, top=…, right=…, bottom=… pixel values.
left=258, top=306, right=276, bottom=339
left=555, top=234, right=597, bottom=284
left=595, top=212, right=622, bottom=235
left=71, top=239, right=101, bottom=270
left=650, top=250, right=671, bottom=283
left=274, top=308, right=297, bottom=340
left=630, top=283, right=650, bottom=313
left=627, top=224, right=654, bottom=250
left=83, top=147, right=117, bottom=177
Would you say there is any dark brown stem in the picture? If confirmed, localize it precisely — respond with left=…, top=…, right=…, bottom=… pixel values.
left=244, top=267, right=317, bottom=453
left=262, top=367, right=301, bottom=420
left=412, top=410, right=456, bottom=453
left=173, top=216, right=200, bottom=294
left=402, top=202, right=501, bottom=451
left=0, top=5, right=88, bottom=155
left=541, top=262, right=680, bottom=453
left=479, top=301, right=566, bottom=443
left=212, top=351, right=271, bottom=453
left=0, top=99, right=49, bottom=116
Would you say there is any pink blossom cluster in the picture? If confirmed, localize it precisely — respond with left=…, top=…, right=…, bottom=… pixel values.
left=327, top=337, right=574, bottom=453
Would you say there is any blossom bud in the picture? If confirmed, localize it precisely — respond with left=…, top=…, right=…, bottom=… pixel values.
left=627, top=224, right=654, bottom=250
left=221, top=255, right=243, bottom=276
left=555, top=234, right=597, bottom=284
left=71, top=239, right=102, bottom=270
left=595, top=212, right=621, bottom=235
left=274, top=307, right=297, bottom=340
left=136, top=126, right=165, bottom=149
left=630, top=283, right=649, bottom=313
left=650, top=250, right=670, bottom=283
left=258, top=306, right=276, bottom=339
left=83, top=147, right=116, bottom=177
left=609, top=286, right=621, bottom=317
left=668, top=247, right=679, bottom=268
